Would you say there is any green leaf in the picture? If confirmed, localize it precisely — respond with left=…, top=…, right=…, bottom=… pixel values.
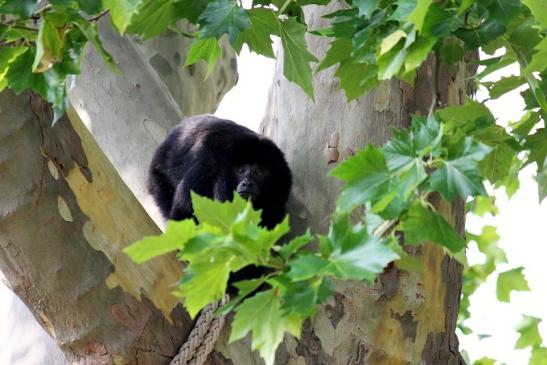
left=496, top=267, right=530, bottom=302
left=440, top=40, right=464, bottom=66
left=103, top=0, right=144, bottom=34
left=184, top=37, right=223, bottom=78
left=429, top=138, right=492, bottom=200
left=400, top=202, right=466, bottom=252
left=233, top=8, right=278, bottom=58
left=331, top=145, right=391, bottom=213
left=421, top=3, right=459, bottom=37
left=467, top=196, right=499, bottom=216
left=278, top=230, right=313, bottom=260
left=279, top=278, right=328, bottom=317
left=321, top=215, right=399, bottom=281
left=524, top=129, right=547, bottom=170
left=391, top=0, right=416, bottom=21
left=124, top=219, right=197, bottom=263
left=354, top=0, right=379, bottom=18
left=329, top=231, right=399, bottom=281
left=535, top=160, right=547, bottom=203
left=191, top=193, right=260, bottom=232
left=407, top=0, right=432, bottom=31
left=0, top=0, right=38, bottom=17
left=486, top=75, right=527, bottom=99
left=176, top=253, right=231, bottom=317
left=473, top=358, right=496, bottom=365
left=173, top=0, right=210, bottom=23
left=316, top=38, right=352, bottom=73
left=230, top=290, right=303, bottom=365
left=525, top=38, right=547, bottom=73
left=72, top=17, right=120, bottom=72
left=515, top=315, right=543, bottom=349
left=383, top=116, right=442, bottom=173
left=279, top=18, right=318, bottom=99
left=380, top=30, right=406, bottom=55
left=125, top=0, right=173, bottom=39
left=288, top=254, right=332, bottom=281
left=33, top=16, right=65, bottom=72
left=522, top=0, right=547, bottom=28
left=198, top=0, right=250, bottom=44
left=403, top=36, right=436, bottom=74
left=77, top=0, right=102, bottom=14
left=5, top=48, right=36, bottom=93
left=456, top=21, right=506, bottom=49
left=436, top=100, right=495, bottom=132
left=530, top=348, right=547, bottom=365
left=336, top=61, right=380, bottom=101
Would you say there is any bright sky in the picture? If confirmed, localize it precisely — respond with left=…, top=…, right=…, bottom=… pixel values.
left=215, top=48, right=547, bottom=364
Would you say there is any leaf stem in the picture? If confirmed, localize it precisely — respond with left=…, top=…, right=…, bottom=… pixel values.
left=88, top=9, right=110, bottom=22
left=278, top=0, right=293, bottom=15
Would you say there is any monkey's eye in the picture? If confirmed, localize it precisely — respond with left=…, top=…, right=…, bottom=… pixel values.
left=237, top=166, right=245, bottom=174
left=254, top=167, right=264, bottom=176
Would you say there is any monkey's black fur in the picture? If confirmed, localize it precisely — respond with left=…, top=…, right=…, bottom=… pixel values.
left=148, top=115, right=292, bottom=229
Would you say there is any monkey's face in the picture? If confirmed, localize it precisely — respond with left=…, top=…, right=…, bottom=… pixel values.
left=234, top=164, right=269, bottom=201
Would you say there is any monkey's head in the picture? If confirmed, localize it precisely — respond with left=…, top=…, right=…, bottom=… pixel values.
left=233, top=163, right=269, bottom=202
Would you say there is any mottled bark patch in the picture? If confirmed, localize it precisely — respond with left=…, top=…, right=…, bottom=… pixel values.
left=393, top=310, right=417, bottom=341
left=295, top=320, right=334, bottom=365
left=379, top=262, right=399, bottom=299
left=325, top=292, right=345, bottom=329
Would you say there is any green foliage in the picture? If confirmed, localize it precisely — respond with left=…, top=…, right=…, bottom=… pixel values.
left=496, top=267, right=530, bottom=302
left=2, top=0, right=546, bottom=363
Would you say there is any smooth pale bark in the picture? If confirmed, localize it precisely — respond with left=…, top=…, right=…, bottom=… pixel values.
left=209, top=4, right=470, bottom=364
left=69, top=18, right=237, bottom=225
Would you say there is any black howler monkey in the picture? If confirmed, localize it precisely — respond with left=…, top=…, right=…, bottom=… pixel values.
left=148, top=115, right=292, bottom=229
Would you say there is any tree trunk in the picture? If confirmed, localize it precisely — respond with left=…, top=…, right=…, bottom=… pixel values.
left=209, top=4, right=470, bottom=364
left=0, top=19, right=237, bottom=364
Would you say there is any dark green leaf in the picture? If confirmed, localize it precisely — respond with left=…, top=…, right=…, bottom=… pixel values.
left=353, top=0, right=379, bottom=18
left=173, top=0, right=210, bottom=23
left=485, top=75, right=527, bottom=99
left=279, top=18, right=318, bottom=99
left=316, top=38, right=351, bottom=73
left=429, top=138, right=491, bottom=200
left=125, top=0, right=173, bottom=39
left=456, top=21, right=506, bottom=49
left=336, top=61, right=379, bottom=100
left=400, top=202, right=466, bottom=252
left=331, top=145, right=391, bottom=213
left=233, top=8, right=278, bottom=58
left=198, top=0, right=250, bottom=44
left=440, top=40, right=464, bottom=66
left=230, top=289, right=303, bottom=365
left=0, top=0, right=38, bottom=17
left=288, top=254, right=332, bottom=281
left=422, top=3, right=459, bottom=37
left=535, top=160, right=547, bottom=203
left=73, top=17, right=120, bottom=72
